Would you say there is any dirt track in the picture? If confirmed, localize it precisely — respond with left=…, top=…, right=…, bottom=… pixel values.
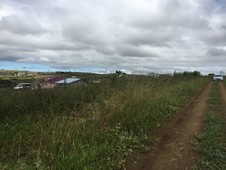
left=126, top=82, right=212, bottom=170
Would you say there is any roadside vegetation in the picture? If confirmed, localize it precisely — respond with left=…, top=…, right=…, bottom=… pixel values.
left=0, top=75, right=208, bottom=169
left=195, top=82, right=226, bottom=169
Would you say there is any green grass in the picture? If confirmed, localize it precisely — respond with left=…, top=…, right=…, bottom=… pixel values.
left=195, top=82, right=226, bottom=169
left=0, top=76, right=209, bottom=169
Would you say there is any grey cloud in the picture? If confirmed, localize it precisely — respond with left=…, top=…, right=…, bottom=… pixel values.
left=129, top=1, right=209, bottom=31
left=0, top=31, right=86, bottom=52
left=0, top=44, right=37, bottom=53
left=207, top=47, right=226, bottom=56
left=203, top=29, right=226, bottom=45
left=132, top=14, right=208, bottom=31
left=116, top=45, right=159, bottom=58
left=124, top=28, right=176, bottom=47
left=0, top=54, right=20, bottom=62
left=94, top=46, right=116, bottom=55
left=0, top=15, right=46, bottom=35
left=62, top=18, right=111, bottom=47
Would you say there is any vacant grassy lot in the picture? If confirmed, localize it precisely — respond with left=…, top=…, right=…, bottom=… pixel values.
left=0, top=76, right=209, bottom=169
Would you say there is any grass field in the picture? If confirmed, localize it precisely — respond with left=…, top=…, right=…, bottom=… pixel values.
left=0, top=76, right=209, bottom=169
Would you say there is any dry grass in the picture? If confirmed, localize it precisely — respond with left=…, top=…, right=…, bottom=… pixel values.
left=0, top=76, right=209, bottom=169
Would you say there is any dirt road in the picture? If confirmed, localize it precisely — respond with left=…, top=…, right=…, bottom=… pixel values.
left=126, top=82, right=212, bottom=170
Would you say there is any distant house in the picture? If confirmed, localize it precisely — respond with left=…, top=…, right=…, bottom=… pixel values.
left=56, top=78, right=87, bottom=87
left=35, top=76, right=65, bottom=89
left=17, top=72, right=24, bottom=76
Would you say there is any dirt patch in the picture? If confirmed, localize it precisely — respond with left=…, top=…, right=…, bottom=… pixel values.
left=126, top=82, right=212, bottom=170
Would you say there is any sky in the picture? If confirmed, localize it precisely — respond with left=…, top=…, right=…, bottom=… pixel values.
left=0, top=0, right=226, bottom=74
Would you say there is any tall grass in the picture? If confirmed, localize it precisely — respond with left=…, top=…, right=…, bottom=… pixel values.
left=0, top=76, right=209, bottom=169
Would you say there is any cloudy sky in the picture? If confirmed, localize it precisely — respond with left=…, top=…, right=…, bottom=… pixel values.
left=0, top=0, right=226, bottom=74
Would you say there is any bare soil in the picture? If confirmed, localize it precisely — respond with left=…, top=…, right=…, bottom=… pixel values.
left=126, top=82, right=212, bottom=170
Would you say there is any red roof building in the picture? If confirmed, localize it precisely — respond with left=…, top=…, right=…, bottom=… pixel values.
left=37, top=76, right=65, bottom=89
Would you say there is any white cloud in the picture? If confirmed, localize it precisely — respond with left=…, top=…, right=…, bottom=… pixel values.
left=0, top=0, right=226, bottom=73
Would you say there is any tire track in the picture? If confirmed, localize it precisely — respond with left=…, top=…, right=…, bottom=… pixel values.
left=126, top=82, right=212, bottom=170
